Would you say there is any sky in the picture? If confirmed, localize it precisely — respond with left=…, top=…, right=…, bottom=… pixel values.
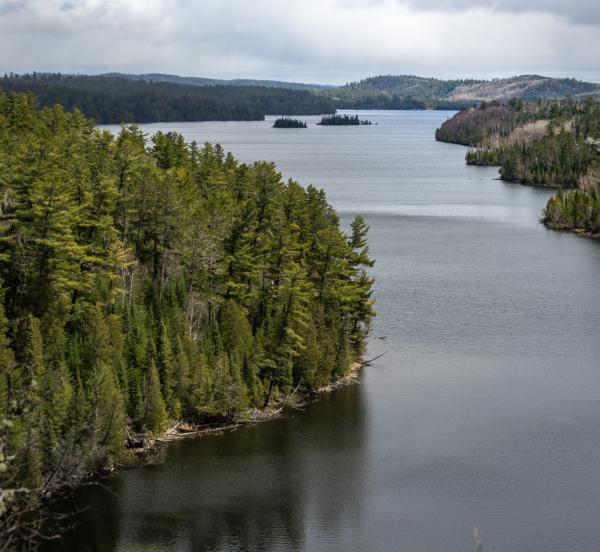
left=1, top=0, right=599, bottom=84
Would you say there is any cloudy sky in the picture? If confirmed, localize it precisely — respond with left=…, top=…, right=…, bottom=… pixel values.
left=1, top=0, right=599, bottom=84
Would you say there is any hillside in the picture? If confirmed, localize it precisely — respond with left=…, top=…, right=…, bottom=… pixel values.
left=448, top=75, right=600, bottom=101
left=435, top=97, right=600, bottom=237
left=332, top=74, right=600, bottom=107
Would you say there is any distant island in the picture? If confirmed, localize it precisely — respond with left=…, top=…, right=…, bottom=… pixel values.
left=273, top=117, right=307, bottom=128
left=317, top=114, right=372, bottom=126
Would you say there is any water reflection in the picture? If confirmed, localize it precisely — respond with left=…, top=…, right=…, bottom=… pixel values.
left=45, top=384, right=367, bottom=552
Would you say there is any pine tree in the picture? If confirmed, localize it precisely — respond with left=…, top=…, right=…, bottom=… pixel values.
left=143, top=359, right=168, bottom=435
left=348, top=216, right=375, bottom=354
left=93, top=363, right=126, bottom=464
left=157, top=321, right=176, bottom=415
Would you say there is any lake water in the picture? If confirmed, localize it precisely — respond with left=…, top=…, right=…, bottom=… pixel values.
left=48, top=111, right=600, bottom=552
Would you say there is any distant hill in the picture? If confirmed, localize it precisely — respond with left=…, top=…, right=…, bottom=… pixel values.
left=102, top=72, right=334, bottom=92
left=338, top=75, right=481, bottom=100
left=3, top=71, right=599, bottom=123
left=98, top=73, right=600, bottom=102
left=447, top=75, right=600, bottom=101
left=333, top=74, right=600, bottom=106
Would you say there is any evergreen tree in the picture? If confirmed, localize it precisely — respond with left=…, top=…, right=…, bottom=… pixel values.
left=157, top=321, right=177, bottom=416
left=143, top=359, right=168, bottom=435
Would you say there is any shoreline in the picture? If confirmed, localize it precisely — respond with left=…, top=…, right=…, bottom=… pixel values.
left=438, top=138, right=595, bottom=239
left=542, top=222, right=600, bottom=241
left=120, top=361, right=364, bottom=466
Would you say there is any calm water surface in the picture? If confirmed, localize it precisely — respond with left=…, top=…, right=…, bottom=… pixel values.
left=49, top=111, right=600, bottom=552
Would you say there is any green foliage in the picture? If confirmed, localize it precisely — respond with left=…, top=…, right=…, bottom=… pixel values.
left=0, top=91, right=375, bottom=542
left=143, top=359, right=169, bottom=435
left=543, top=181, right=600, bottom=235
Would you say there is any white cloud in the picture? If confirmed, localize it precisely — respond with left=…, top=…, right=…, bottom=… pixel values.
left=0, top=0, right=598, bottom=83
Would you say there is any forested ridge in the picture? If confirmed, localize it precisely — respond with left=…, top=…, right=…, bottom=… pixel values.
left=0, top=74, right=336, bottom=124
left=435, top=97, right=600, bottom=236
left=0, top=92, right=374, bottom=548
left=324, top=74, right=600, bottom=110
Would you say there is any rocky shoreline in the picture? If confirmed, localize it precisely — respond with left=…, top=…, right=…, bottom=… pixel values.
left=121, top=361, right=364, bottom=466
left=542, top=222, right=600, bottom=241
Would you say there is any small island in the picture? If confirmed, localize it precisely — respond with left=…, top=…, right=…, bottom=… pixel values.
left=317, top=114, right=372, bottom=126
left=273, top=117, right=307, bottom=128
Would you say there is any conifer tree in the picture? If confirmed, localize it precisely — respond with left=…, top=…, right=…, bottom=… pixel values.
left=157, top=321, right=176, bottom=415
left=93, top=363, right=127, bottom=464
left=348, top=216, right=375, bottom=354
left=143, top=359, right=168, bottom=435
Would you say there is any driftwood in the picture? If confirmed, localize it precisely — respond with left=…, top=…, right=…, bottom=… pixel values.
left=360, top=349, right=390, bottom=366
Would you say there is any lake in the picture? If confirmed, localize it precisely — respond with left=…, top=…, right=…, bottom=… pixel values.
left=47, top=111, right=600, bottom=552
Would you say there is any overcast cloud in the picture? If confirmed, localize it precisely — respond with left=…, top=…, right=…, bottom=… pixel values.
left=401, top=0, right=600, bottom=26
left=0, top=0, right=598, bottom=83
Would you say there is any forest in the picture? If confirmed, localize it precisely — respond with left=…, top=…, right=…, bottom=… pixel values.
left=0, top=92, right=375, bottom=549
left=436, top=97, right=600, bottom=236
left=0, top=74, right=336, bottom=124
left=543, top=182, right=600, bottom=235
left=435, top=100, right=532, bottom=146
left=0, top=74, right=476, bottom=123
left=272, top=117, right=307, bottom=128
left=432, top=98, right=583, bottom=146
left=5, top=73, right=598, bottom=128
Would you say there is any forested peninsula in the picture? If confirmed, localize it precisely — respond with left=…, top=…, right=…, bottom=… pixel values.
left=0, top=74, right=336, bottom=124
left=0, top=92, right=375, bottom=548
left=436, top=97, right=600, bottom=237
